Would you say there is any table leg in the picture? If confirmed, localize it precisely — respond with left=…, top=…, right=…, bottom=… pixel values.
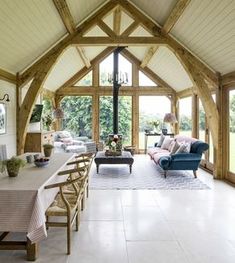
left=26, top=238, right=38, bottom=261
left=129, top=164, right=132, bottom=173
left=96, top=164, right=99, bottom=173
left=144, top=134, right=147, bottom=154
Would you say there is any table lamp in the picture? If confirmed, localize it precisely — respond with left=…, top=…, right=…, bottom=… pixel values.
left=163, top=113, right=177, bottom=134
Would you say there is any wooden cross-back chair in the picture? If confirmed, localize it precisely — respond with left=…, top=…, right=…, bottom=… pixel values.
left=44, top=166, right=86, bottom=255
left=66, top=153, right=94, bottom=209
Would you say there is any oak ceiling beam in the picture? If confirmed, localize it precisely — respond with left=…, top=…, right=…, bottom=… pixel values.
left=162, top=0, right=191, bottom=34
left=140, top=46, right=159, bottom=68
left=56, top=47, right=116, bottom=92
left=97, top=19, right=117, bottom=38
left=120, top=21, right=139, bottom=37
left=221, top=70, right=235, bottom=86
left=121, top=49, right=175, bottom=94
left=17, top=49, right=63, bottom=154
left=19, top=0, right=118, bottom=88
left=117, top=0, right=218, bottom=88
left=53, top=0, right=91, bottom=68
left=0, top=68, right=16, bottom=84
left=113, top=6, right=121, bottom=35
left=72, top=36, right=166, bottom=45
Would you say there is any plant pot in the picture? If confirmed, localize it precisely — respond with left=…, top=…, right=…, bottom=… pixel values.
left=44, top=148, right=52, bottom=157
left=6, top=163, right=20, bottom=177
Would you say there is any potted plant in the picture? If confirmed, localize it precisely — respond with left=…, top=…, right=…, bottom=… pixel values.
left=43, top=143, right=54, bottom=157
left=0, top=157, right=25, bottom=177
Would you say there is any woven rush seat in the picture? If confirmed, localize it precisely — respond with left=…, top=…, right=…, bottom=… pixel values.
left=46, top=194, right=79, bottom=217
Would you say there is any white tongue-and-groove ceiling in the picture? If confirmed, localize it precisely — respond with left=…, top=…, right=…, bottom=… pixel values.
left=0, top=0, right=235, bottom=92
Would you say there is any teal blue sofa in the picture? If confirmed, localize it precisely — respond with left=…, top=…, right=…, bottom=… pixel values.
left=148, top=135, right=209, bottom=178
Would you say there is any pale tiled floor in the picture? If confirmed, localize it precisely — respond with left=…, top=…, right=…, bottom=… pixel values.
left=2, top=161, right=235, bottom=262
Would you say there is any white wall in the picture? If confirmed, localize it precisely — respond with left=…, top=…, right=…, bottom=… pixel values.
left=0, top=80, right=16, bottom=157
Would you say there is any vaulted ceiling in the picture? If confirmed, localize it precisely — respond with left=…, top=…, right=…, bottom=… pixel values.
left=0, top=0, right=235, bottom=92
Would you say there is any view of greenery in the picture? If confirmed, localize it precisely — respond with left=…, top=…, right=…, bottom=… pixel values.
left=99, top=96, right=132, bottom=144
left=41, top=98, right=53, bottom=130
left=61, top=96, right=92, bottom=138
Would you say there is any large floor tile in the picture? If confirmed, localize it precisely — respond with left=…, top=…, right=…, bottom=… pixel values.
left=68, top=221, right=128, bottom=263
left=120, top=190, right=157, bottom=206
left=127, top=241, right=189, bottom=263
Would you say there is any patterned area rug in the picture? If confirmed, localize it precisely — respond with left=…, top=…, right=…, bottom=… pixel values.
left=89, top=155, right=210, bottom=190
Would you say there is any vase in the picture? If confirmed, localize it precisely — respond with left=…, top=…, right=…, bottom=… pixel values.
left=6, top=164, right=20, bottom=177
left=44, top=148, right=52, bottom=157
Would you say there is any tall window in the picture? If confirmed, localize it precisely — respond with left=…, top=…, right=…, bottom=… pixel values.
left=139, top=71, right=157, bottom=86
left=139, top=96, right=171, bottom=149
left=42, top=98, right=53, bottom=131
left=99, top=96, right=132, bottom=144
left=229, top=90, right=235, bottom=173
left=199, top=99, right=206, bottom=142
left=99, top=53, right=132, bottom=86
left=61, top=96, right=92, bottom=138
left=179, top=97, right=192, bottom=136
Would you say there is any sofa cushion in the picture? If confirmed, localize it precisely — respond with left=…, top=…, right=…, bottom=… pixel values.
left=161, top=138, right=174, bottom=150
left=170, top=140, right=180, bottom=155
left=175, top=142, right=190, bottom=154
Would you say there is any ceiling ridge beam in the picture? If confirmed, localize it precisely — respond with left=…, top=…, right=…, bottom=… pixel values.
left=0, top=68, right=16, bottom=84
left=53, top=0, right=91, bottom=68
left=162, top=0, right=191, bottom=34
left=19, top=0, right=118, bottom=88
left=140, top=46, right=159, bottom=68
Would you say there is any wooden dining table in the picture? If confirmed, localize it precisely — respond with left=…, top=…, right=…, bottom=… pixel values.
left=0, top=152, right=74, bottom=261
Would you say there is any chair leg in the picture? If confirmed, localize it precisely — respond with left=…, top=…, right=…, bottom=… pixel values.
left=193, top=170, right=197, bottom=178
left=67, top=215, right=71, bottom=255
left=76, top=206, right=80, bottom=232
left=86, top=184, right=89, bottom=198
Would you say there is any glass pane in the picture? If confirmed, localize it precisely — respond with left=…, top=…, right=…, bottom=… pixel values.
left=209, top=132, right=213, bottom=163
left=75, top=71, right=92, bottom=86
left=99, top=96, right=113, bottom=140
left=198, top=99, right=206, bottom=160
left=61, top=96, right=92, bottom=138
left=118, top=96, right=132, bottom=145
left=42, top=98, right=53, bottom=131
left=139, top=96, right=171, bottom=150
left=199, top=99, right=205, bottom=141
left=229, top=90, right=235, bottom=172
left=209, top=94, right=216, bottom=164
left=139, top=71, right=157, bottom=86
left=99, top=54, right=132, bottom=86
left=99, top=96, right=132, bottom=145
left=179, top=97, right=192, bottom=137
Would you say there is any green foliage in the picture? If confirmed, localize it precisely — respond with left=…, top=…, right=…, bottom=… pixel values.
left=99, top=96, right=132, bottom=144
left=61, top=96, right=92, bottom=138
left=179, top=115, right=192, bottom=131
left=0, top=157, right=25, bottom=173
left=43, top=143, right=54, bottom=149
left=230, top=95, right=235, bottom=132
left=42, top=98, right=53, bottom=130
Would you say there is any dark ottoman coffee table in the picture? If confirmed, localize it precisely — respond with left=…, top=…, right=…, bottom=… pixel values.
left=94, top=151, right=134, bottom=173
